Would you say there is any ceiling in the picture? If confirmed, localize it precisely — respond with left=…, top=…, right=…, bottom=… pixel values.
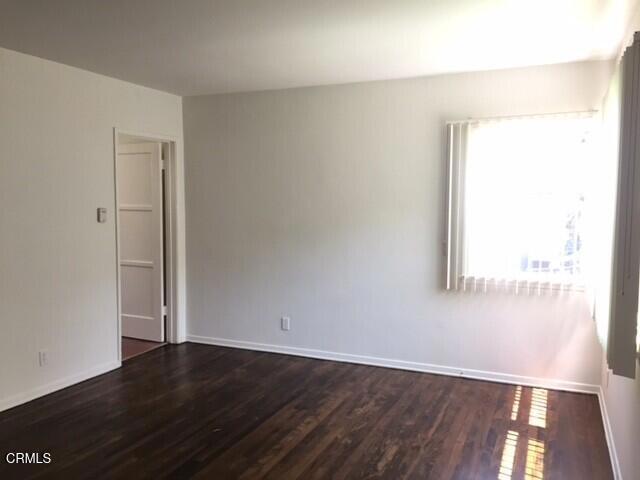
left=0, top=0, right=636, bottom=96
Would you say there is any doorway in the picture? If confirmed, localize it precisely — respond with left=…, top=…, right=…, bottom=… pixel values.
left=115, top=132, right=174, bottom=360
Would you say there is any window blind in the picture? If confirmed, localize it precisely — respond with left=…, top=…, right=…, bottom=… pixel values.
left=444, top=113, right=594, bottom=295
left=608, top=32, right=640, bottom=379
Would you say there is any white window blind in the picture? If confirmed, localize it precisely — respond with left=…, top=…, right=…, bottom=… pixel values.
left=445, top=113, right=595, bottom=294
left=608, top=32, right=640, bottom=379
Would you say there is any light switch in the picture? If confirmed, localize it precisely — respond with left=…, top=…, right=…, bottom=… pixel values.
left=97, top=207, right=107, bottom=223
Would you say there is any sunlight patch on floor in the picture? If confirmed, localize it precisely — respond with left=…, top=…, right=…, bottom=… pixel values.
left=498, top=430, right=519, bottom=480
left=524, top=438, right=545, bottom=479
left=529, top=388, right=548, bottom=428
left=511, top=385, right=522, bottom=421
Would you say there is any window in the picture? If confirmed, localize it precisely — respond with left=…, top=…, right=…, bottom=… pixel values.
left=445, top=113, right=595, bottom=292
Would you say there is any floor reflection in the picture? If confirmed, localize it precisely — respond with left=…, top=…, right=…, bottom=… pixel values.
left=529, top=388, right=548, bottom=428
left=498, top=386, right=548, bottom=479
left=525, top=438, right=545, bottom=479
left=498, top=430, right=519, bottom=480
left=511, top=386, right=522, bottom=421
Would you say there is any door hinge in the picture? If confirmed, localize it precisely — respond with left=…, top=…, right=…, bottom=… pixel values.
left=162, top=305, right=168, bottom=316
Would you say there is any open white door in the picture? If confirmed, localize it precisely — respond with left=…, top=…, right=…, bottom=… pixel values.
left=117, top=142, right=165, bottom=342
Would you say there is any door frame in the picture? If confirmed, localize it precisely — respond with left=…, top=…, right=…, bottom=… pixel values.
left=113, top=128, right=186, bottom=362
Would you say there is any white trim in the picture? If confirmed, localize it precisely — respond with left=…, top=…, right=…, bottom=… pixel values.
left=598, top=387, right=623, bottom=480
left=116, top=128, right=179, bottom=144
left=0, top=361, right=120, bottom=413
left=163, top=139, right=185, bottom=344
left=186, top=335, right=600, bottom=394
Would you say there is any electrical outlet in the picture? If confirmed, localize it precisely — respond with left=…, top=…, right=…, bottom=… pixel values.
left=38, top=350, right=48, bottom=367
left=281, top=316, right=291, bottom=331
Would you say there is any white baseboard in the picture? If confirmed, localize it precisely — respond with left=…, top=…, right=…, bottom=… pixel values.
left=0, top=360, right=121, bottom=413
left=598, top=387, right=622, bottom=480
left=186, top=334, right=600, bottom=394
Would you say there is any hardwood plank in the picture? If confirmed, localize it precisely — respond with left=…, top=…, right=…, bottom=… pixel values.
left=0, top=343, right=613, bottom=479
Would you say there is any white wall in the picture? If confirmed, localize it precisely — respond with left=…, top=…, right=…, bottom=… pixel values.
left=601, top=362, right=640, bottom=480
left=0, top=47, right=184, bottom=410
left=184, top=61, right=612, bottom=390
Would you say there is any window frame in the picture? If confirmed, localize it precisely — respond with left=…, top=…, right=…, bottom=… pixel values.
left=443, top=113, right=595, bottom=294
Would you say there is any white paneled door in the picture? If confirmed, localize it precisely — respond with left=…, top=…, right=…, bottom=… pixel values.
left=117, top=143, right=164, bottom=342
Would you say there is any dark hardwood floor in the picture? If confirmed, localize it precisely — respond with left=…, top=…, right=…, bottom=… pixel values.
left=0, top=343, right=612, bottom=479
